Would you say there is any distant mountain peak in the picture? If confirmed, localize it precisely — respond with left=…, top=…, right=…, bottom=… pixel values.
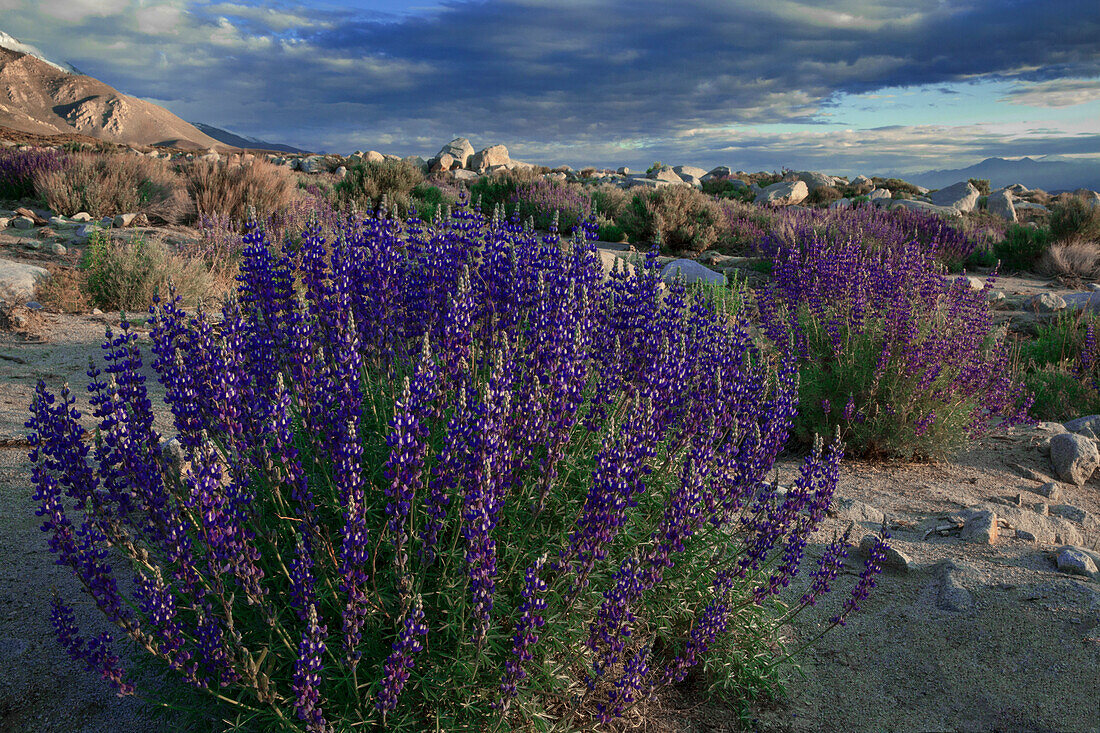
left=0, top=30, right=80, bottom=75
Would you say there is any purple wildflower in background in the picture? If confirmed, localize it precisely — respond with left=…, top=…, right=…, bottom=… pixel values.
left=497, top=557, right=549, bottom=707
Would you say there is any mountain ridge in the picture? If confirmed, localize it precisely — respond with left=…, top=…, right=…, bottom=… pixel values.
left=897, top=156, right=1100, bottom=192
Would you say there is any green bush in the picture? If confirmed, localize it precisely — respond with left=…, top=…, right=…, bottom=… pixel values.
left=467, top=167, right=540, bottom=216
left=969, top=178, right=992, bottom=196
left=408, top=184, right=457, bottom=222
left=807, top=185, right=842, bottom=206
left=1050, top=196, right=1100, bottom=242
left=334, top=159, right=425, bottom=216
left=81, top=229, right=213, bottom=310
left=597, top=222, right=626, bottom=242
left=702, top=178, right=756, bottom=203
left=1015, top=310, right=1100, bottom=420
left=878, top=178, right=923, bottom=196
left=1024, top=369, right=1100, bottom=422
left=993, top=225, right=1052, bottom=273
left=620, top=186, right=727, bottom=256
left=589, top=183, right=631, bottom=221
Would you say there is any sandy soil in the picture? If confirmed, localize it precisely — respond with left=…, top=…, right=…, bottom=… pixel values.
left=1, top=267, right=1098, bottom=732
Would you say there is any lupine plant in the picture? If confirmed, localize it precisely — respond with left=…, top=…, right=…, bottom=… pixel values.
left=0, top=146, right=68, bottom=200
left=512, top=177, right=592, bottom=233
left=756, top=223, right=1032, bottom=458
left=29, top=200, right=886, bottom=730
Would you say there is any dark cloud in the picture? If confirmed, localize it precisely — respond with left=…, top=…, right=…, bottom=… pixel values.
left=5, top=0, right=1100, bottom=169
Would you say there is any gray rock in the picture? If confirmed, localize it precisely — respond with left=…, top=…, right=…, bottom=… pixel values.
left=888, top=199, right=959, bottom=216
left=1029, top=292, right=1067, bottom=313
left=1016, top=528, right=1038, bottom=542
left=452, top=169, right=479, bottom=182
left=860, top=534, right=912, bottom=572
left=987, top=189, right=1017, bottom=221
left=1063, top=415, right=1100, bottom=435
left=869, top=188, right=892, bottom=201
left=960, top=509, right=999, bottom=544
left=648, top=166, right=684, bottom=184
left=964, top=276, right=985, bottom=292
left=1049, top=432, right=1099, bottom=485
left=1050, top=504, right=1089, bottom=523
left=659, top=259, right=725, bottom=285
left=833, top=497, right=887, bottom=525
left=435, top=138, right=474, bottom=169
left=469, top=144, right=510, bottom=172
left=10, top=215, right=34, bottom=230
left=851, top=174, right=872, bottom=187
left=1056, top=547, right=1099, bottom=579
left=793, top=170, right=835, bottom=192
left=1015, top=200, right=1049, bottom=213
left=1037, top=482, right=1064, bottom=501
left=936, top=563, right=974, bottom=611
left=0, top=258, right=49, bottom=302
left=829, top=197, right=852, bottom=210
left=114, top=213, right=138, bottom=228
left=40, top=242, right=66, bottom=256
left=673, top=165, right=708, bottom=181
left=928, top=181, right=981, bottom=212
left=702, top=165, right=731, bottom=180
left=1062, top=292, right=1100, bottom=312
left=334, top=165, right=347, bottom=179
left=756, top=180, right=809, bottom=206
left=47, top=216, right=77, bottom=230
left=617, top=166, right=630, bottom=176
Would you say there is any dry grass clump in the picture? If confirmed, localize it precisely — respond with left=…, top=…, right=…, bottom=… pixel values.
left=34, top=264, right=89, bottom=313
left=183, top=159, right=298, bottom=224
left=334, top=159, right=426, bottom=215
left=34, top=152, right=188, bottom=223
left=1037, top=238, right=1100, bottom=280
left=1049, top=195, right=1100, bottom=242
left=82, top=230, right=216, bottom=311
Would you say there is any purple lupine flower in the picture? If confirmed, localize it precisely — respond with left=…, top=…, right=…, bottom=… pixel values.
left=292, top=605, right=331, bottom=733
left=800, top=528, right=852, bottom=607
left=832, top=530, right=890, bottom=626
left=376, top=599, right=429, bottom=715
left=497, top=557, right=549, bottom=707
left=50, top=596, right=134, bottom=696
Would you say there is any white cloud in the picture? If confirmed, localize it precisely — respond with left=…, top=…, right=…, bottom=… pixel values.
left=1002, top=78, right=1100, bottom=108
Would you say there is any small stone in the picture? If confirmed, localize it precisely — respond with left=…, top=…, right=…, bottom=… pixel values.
left=91, top=308, right=103, bottom=315
left=70, top=212, right=93, bottom=222
left=40, top=242, right=66, bottom=256
left=659, top=259, right=725, bottom=285
left=965, top=276, right=984, bottom=291
left=1049, top=432, right=1100, bottom=485
left=860, top=534, right=912, bottom=572
left=113, top=213, right=138, bottom=228
left=1050, top=504, right=1088, bottom=523
left=1030, top=293, right=1067, bottom=313
left=1016, top=529, right=1037, bottom=542
left=24, top=301, right=42, bottom=310
left=1063, top=415, right=1100, bottom=435
left=11, top=216, right=34, bottom=230
left=1037, top=482, right=1063, bottom=501
left=960, top=509, right=998, bottom=544
left=833, top=497, right=887, bottom=525
left=48, top=216, right=77, bottom=230
left=1056, top=547, right=1098, bottom=579
left=1032, top=502, right=1049, bottom=516
left=937, top=567, right=974, bottom=612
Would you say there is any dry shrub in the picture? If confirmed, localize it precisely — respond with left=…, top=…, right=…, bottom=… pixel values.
left=808, top=185, right=842, bottom=205
left=34, top=152, right=188, bottom=223
left=1050, top=195, right=1100, bottom=242
left=82, top=230, right=216, bottom=311
left=588, top=183, right=631, bottom=221
left=334, top=159, right=426, bottom=216
left=621, top=185, right=727, bottom=255
left=1038, top=238, right=1100, bottom=280
left=35, top=264, right=89, bottom=313
left=183, top=159, right=298, bottom=224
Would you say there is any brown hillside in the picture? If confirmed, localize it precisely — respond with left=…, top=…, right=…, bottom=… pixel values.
left=0, top=47, right=224, bottom=149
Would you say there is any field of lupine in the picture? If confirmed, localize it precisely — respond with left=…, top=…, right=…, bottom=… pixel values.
left=6, top=147, right=1100, bottom=731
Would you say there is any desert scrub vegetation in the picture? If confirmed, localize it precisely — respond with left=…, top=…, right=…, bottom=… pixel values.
left=990, top=224, right=1053, bottom=273
left=755, top=221, right=1032, bottom=459
left=30, top=205, right=888, bottom=731
left=1015, top=309, right=1100, bottom=420
left=621, top=185, right=728, bottom=255
left=34, top=152, right=190, bottom=223
left=1038, top=239, right=1100, bottom=280
left=183, top=158, right=298, bottom=224
left=79, top=229, right=214, bottom=310
left=1049, top=195, right=1100, bottom=242
left=0, top=147, right=68, bottom=200
left=333, top=158, right=426, bottom=215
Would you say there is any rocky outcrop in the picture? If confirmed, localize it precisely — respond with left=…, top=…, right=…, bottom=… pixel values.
left=756, top=180, right=809, bottom=206
left=927, top=181, right=980, bottom=212
left=433, top=138, right=475, bottom=169
left=1049, top=432, right=1099, bottom=485
left=469, top=144, right=510, bottom=171
left=0, top=258, right=49, bottom=302
left=986, top=189, right=1017, bottom=221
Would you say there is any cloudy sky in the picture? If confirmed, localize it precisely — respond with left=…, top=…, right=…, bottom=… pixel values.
left=3, top=0, right=1099, bottom=174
